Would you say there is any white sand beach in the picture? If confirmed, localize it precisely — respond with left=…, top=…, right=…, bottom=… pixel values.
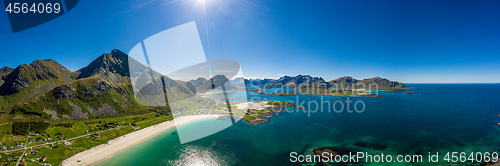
left=235, top=100, right=269, bottom=110
left=61, top=114, right=221, bottom=166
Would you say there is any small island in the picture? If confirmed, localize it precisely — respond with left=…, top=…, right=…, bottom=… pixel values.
left=481, top=157, right=500, bottom=166
left=312, top=147, right=343, bottom=157
left=236, top=101, right=303, bottom=125
left=311, top=147, right=343, bottom=165
left=497, top=114, right=500, bottom=126
left=404, top=92, right=415, bottom=95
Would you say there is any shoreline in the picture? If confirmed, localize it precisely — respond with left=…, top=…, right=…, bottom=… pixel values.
left=61, top=114, right=221, bottom=166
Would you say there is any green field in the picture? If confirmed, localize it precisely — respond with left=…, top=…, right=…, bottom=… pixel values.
left=0, top=113, right=173, bottom=166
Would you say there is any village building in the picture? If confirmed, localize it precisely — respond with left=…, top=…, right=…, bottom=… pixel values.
left=64, top=141, right=73, bottom=146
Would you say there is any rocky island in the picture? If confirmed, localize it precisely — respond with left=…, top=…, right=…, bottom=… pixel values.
left=238, top=101, right=304, bottom=125
left=497, top=114, right=500, bottom=126
left=312, top=147, right=343, bottom=157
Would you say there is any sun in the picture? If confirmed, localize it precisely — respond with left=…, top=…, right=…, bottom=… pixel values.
left=196, top=0, right=210, bottom=7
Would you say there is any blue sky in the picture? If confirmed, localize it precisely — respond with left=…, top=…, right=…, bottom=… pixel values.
left=0, top=0, right=499, bottom=83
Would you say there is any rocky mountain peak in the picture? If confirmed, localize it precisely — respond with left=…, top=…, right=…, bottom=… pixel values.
left=0, top=66, right=13, bottom=73
left=0, top=66, right=14, bottom=87
left=189, top=77, right=208, bottom=87
left=364, top=76, right=383, bottom=80
left=77, top=49, right=129, bottom=79
left=230, top=77, right=245, bottom=86
left=275, top=75, right=293, bottom=84
left=194, top=75, right=238, bottom=93
left=0, top=59, right=72, bottom=95
left=330, top=76, right=356, bottom=83
left=0, top=66, right=13, bottom=78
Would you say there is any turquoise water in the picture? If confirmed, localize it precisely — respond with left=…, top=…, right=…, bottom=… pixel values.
left=97, top=84, right=500, bottom=165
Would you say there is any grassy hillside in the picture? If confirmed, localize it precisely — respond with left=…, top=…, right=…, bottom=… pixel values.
left=0, top=49, right=187, bottom=166
left=0, top=49, right=196, bottom=122
left=9, top=74, right=162, bottom=121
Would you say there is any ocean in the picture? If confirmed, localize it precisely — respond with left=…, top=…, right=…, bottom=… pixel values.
left=96, top=84, right=500, bottom=165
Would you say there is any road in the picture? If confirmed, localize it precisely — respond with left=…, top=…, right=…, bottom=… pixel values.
left=15, top=135, right=30, bottom=166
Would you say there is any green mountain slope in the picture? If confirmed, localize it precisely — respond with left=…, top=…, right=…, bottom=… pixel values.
left=10, top=75, right=152, bottom=120
left=0, top=60, right=76, bottom=114
left=0, top=59, right=73, bottom=95
left=1, top=49, right=196, bottom=121
left=0, top=59, right=73, bottom=96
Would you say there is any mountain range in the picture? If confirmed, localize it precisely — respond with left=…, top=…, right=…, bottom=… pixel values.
left=0, top=49, right=196, bottom=121
left=240, top=75, right=405, bottom=89
left=0, top=50, right=405, bottom=122
left=191, top=75, right=238, bottom=93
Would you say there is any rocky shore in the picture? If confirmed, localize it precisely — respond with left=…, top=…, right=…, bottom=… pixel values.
left=497, top=114, right=500, bottom=126
left=242, top=101, right=303, bottom=125
left=312, top=147, right=343, bottom=157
